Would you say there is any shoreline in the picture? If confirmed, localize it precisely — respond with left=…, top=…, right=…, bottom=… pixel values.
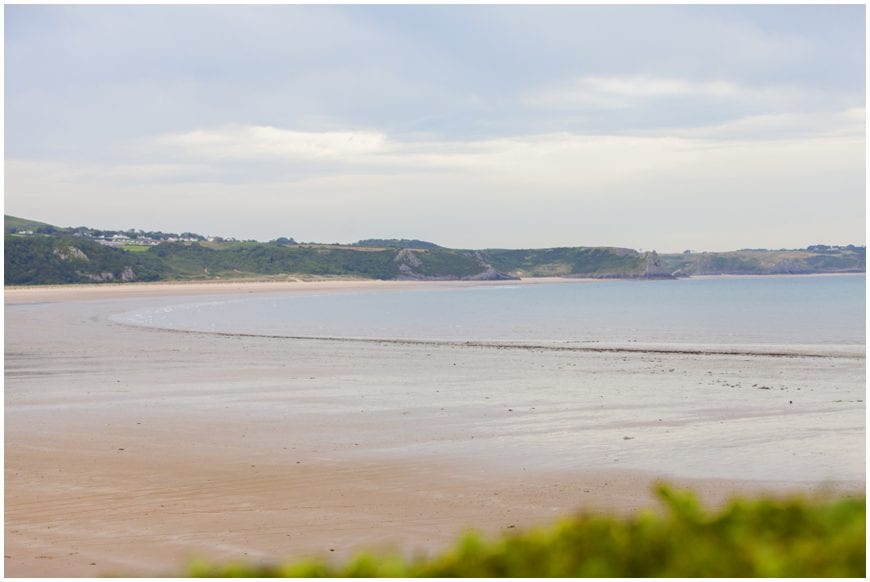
left=5, top=271, right=864, bottom=303
left=5, top=273, right=865, bottom=576
left=4, top=276, right=575, bottom=304
left=113, top=323, right=866, bottom=360
left=687, top=271, right=865, bottom=280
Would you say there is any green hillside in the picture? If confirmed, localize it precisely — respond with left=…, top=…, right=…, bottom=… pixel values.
left=352, top=238, right=442, bottom=250
left=4, top=235, right=166, bottom=285
left=3, top=215, right=865, bottom=285
left=660, top=248, right=866, bottom=275
left=482, top=247, right=646, bottom=277
left=4, top=214, right=60, bottom=234
left=149, top=242, right=401, bottom=280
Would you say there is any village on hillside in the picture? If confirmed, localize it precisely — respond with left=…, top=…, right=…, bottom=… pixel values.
left=9, top=223, right=257, bottom=248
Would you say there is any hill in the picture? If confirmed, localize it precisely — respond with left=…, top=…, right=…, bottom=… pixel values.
left=482, top=247, right=659, bottom=278
left=351, top=238, right=442, bottom=250
left=4, top=234, right=167, bottom=285
left=3, top=215, right=865, bottom=285
left=660, top=248, right=866, bottom=276
left=4, top=215, right=60, bottom=234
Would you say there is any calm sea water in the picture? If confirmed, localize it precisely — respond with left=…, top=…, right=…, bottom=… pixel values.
left=116, top=275, right=865, bottom=347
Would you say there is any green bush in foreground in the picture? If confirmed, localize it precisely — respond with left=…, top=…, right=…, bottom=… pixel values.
left=187, top=485, right=865, bottom=577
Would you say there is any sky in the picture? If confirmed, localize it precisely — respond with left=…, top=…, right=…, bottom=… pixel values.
left=4, top=4, right=866, bottom=251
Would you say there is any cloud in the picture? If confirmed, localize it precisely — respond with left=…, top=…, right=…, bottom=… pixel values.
left=7, top=117, right=864, bottom=251
left=522, top=74, right=853, bottom=115
left=665, top=107, right=865, bottom=140
left=524, top=76, right=741, bottom=109
left=153, top=126, right=390, bottom=161
left=4, top=159, right=216, bottom=185
left=139, top=112, right=864, bottom=181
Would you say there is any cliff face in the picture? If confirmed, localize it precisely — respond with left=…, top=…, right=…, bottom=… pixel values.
left=641, top=251, right=675, bottom=279
left=464, top=252, right=518, bottom=281
left=393, top=248, right=517, bottom=281
left=563, top=251, right=675, bottom=279
left=483, top=247, right=649, bottom=279
left=393, top=248, right=423, bottom=277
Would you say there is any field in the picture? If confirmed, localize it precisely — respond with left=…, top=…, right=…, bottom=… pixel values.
left=120, top=244, right=152, bottom=253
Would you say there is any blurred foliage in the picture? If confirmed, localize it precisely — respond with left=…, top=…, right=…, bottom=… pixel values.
left=187, top=485, right=865, bottom=577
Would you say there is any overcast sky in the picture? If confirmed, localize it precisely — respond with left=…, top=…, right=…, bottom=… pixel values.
left=4, top=5, right=866, bottom=251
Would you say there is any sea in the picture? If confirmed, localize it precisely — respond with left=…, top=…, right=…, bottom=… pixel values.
left=114, top=274, right=865, bottom=348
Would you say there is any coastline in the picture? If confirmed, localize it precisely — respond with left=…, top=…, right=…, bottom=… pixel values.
left=4, top=271, right=864, bottom=305
left=4, top=276, right=865, bottom=576
left=686, top=271, right=865, bottom=280
left=3, top=276, right=576, bottom=304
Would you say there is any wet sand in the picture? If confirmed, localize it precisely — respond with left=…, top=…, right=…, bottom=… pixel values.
left=4, top=279, right=866, bottom=576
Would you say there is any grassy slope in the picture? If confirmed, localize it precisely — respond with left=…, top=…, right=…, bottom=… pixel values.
left=661, top=248, right=866, bottom=275
left=409, top=249, right=487, bottom=278
left=353, top=238, right=442, bottom=250
left=187, top=486, right=866, bottom=577
left=4, top=215, right=59, bottom=233
left=483, top=247, right=645, bottom=277
left=149, top=242, right=401, bottom=280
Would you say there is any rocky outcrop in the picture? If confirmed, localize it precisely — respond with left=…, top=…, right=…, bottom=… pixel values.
left=643, top=251, right=669, bottom=277
left=566, top=272, right=677, bottom=280
left=76, top=271, right=116, bottom=282
left=120, top=266, right=136, bottom=282
left=53, top=246, right=89, bottom=262
left=640, top=250, right=679, bottom=279
left=393, top=248, right=518, bottom=281
left=565, top=251, right=677, bottom=280
left=771, top=259, right=810, bottom=275
left=394, top=248, right=423, bottom=278
left=463, top=251, right=518, bottom=281
left=75, top=266, right=136, bottom=282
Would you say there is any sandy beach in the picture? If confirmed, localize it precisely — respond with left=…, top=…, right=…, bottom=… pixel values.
left=4, top=279, right=866, bottom=577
